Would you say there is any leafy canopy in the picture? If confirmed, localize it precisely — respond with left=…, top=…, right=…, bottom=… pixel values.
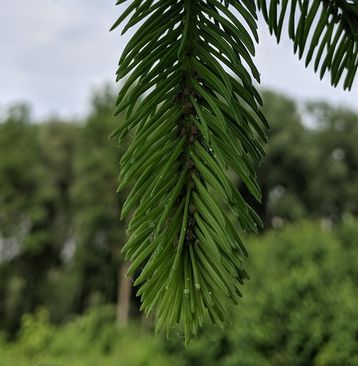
left=111, top=0, right=358, bottom=342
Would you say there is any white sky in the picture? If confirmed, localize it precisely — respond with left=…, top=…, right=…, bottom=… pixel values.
left=0, top=0, right=357, bottom=120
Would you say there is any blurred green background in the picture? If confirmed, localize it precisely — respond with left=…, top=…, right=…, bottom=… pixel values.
left=0, top=87, right=357, bottom=365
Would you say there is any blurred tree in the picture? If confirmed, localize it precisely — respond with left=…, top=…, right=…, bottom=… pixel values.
left=0, top=87, right=132, bottom=337
left=241, top=90, right=316, bottom=226
left=70, top=86, right=127, bottom=315
left=223, top=222, right=358, bottom=366
left=306, top=103, right=358, bottom=221
left=0, top=106, right=78, bottom=336
left=248, top=91, right=358, bottom=227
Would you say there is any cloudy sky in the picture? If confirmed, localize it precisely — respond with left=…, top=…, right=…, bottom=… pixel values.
left=0, top=0, right=357, bottom=120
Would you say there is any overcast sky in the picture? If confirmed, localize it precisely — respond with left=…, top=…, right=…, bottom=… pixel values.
left=0, top=0, right=357, bottom=120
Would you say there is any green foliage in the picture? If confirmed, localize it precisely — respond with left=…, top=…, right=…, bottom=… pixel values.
left=1, top=222, right=358, bottom=364
left=111, top=0, right=358, bottom=340
left=0, top=306, right=183, bottom=366
left=222, top=223, right=358, bottom=365
left=169, top=221, right=358, bottom=365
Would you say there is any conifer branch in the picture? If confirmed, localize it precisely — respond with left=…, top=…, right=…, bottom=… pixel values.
left=111, top=0, right=357, bottom=343
left=257, top=0, right=358, bottom=89
left=111, top=0, right=266, bottom=343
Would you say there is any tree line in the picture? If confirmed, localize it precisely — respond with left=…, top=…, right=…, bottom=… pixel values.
left=0, top=86, right=357, bottom=339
